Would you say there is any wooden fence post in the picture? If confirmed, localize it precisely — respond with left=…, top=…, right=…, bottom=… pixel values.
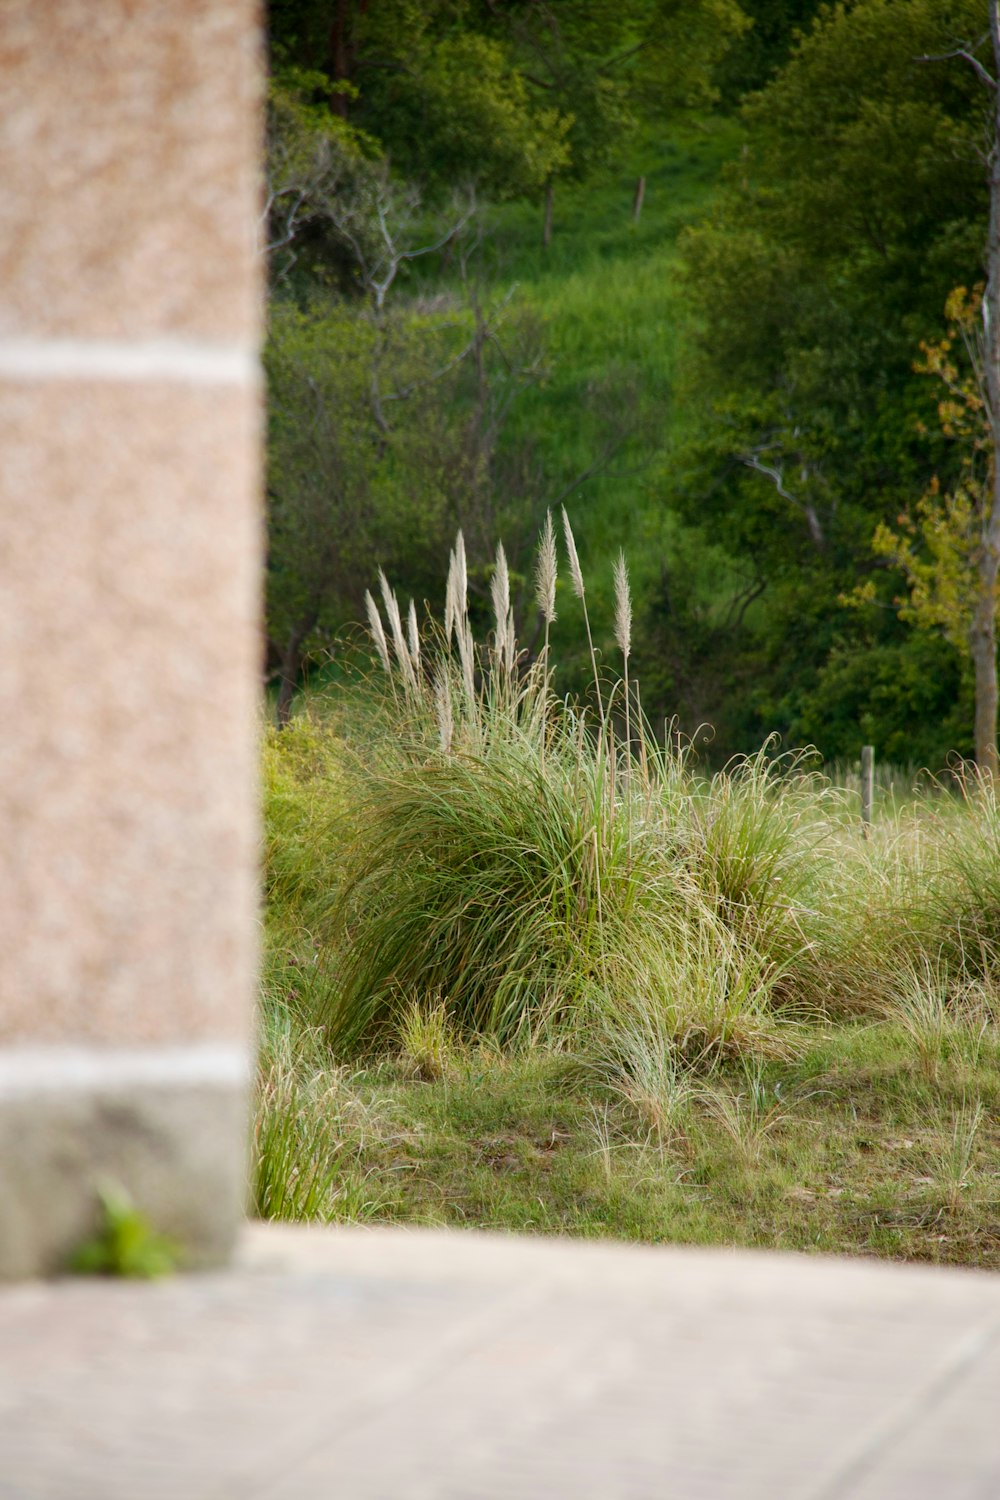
left=632, top=175, right=646, bottom=223
left=861, top=744, right=874, bottom=834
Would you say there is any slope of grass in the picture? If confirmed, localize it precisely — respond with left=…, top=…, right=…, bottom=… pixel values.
left=465, top=123, right=745, bottom=665
left=254, top=996, right=1000, bottom=1267
left=255, top=537, right=1000, bottom=1267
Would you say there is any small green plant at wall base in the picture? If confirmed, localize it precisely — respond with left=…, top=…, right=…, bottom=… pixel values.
left=70, top=1181, right=179, bottom=1279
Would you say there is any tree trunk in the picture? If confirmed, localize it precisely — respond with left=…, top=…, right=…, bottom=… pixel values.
left=329, top=0, right=361, bottom=119
left=971, top=573, right=999, bottom=776
left=542, top=177, right=554, bottom=249
left=275, top=616, right=315, bottom=728
left=979, top=0, right=1000, bottom=773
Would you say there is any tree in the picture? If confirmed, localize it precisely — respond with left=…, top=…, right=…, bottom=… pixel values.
left=260, top=66, right=553, bottom=721
left=862, top=290, right=996, bottom=769
left=493, top=0, right=749, bottom=243
left=267, top=1, right=571, bottom=201
left=264, top=218, right=547, bottom=722
left=262, top=66, right=379, bottom=288
left=665, top=0, right=989, bottom=760
left=970, top=1, right=1000, bottom=774
left=267, top=1, right=749, bottom=235
left=712, top=0, right=826, bottom=102
left=979, top=0, right=1000, bottom=775
left=864, top=4, right=1000, bottom=774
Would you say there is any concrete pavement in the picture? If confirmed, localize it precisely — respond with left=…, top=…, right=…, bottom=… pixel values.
left=2, top=1222, right=1000, bottom=1498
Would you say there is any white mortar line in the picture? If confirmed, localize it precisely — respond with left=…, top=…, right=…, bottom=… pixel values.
left=0, top=338, right=258, bottom=386
left=0, top=1043, right=251, bottom=1097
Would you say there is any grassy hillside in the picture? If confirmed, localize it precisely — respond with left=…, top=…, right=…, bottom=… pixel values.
left=256, top=700, right=1000, bottom=1268
left=256, top=1001, right=1000, bottom=1266
left=459, top=121, right=744, bottom=676
left=256, top=587, right=1000, bottom=1268
left=286, top=121, right=746, bottom=719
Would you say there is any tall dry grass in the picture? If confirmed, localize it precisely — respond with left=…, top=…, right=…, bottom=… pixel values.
left=263, top=519, right=1000, bottom=1101
left=254, top=524, right=1000, bottom=1244
left=316, top=524, right=860, bottom=1069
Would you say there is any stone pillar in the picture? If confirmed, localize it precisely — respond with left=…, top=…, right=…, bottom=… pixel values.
left=0, top=1, right=263, bottom=1277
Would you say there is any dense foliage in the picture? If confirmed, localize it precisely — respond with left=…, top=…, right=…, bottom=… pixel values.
left=262, top=0, right=995, bottom=769
left=666, top=0, right=989, bottom=760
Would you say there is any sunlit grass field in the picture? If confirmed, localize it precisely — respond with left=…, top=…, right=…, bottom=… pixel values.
left=439, top=121, right=745, bottom=661
left=254, top=529, right=1000, bottom=1268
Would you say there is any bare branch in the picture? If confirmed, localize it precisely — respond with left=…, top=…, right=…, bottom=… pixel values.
left=723, top=575, right=767, bottom=630
left=358, top=182, right=477, bottom=312
left=382, top=286, right=519, bottom=405
left=739, top=450, right=826, bottom=549
left=595, top=40, right=648, bottom=76
left=917, top=41, right=996, bottom=91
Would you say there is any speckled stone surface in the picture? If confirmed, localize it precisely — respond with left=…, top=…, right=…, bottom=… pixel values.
left=1, top=1223, right=999, bottom=1499
left=0, top=0, right=262, bottom=342
left=0, top=0, right=263, bottom=1275
left=0, top=1082, right=248, bottom=1279
left=0, top=379, right=260, bottom=1045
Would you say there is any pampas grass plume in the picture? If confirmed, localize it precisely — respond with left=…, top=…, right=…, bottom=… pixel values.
left=435, top=664, right=454, bottom=753
left=535, top=511, right=557, bottom=624
left=614, top=551, right=632, bottom=661
left=561, top=507, right=585, bottom=600
left=379, top=569, right=416, bottom=692
left=445, top=548, right=457, bottom=643
left=365, top=590, right=391, bottom=675
left=491, top=543, right=511, bottom=646
left=407, top=598, right=421, bottom=676
left=454, top=531, right=468, bottom=614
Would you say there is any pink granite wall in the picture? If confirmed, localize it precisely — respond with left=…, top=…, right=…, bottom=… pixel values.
left=0, top=0, right=263, bottom=1276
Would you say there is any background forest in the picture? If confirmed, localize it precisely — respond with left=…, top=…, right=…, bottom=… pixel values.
left=263, top=0, right=990, bottom=768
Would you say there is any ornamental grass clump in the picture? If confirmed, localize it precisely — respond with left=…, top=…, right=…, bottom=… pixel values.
left=252, top=1004, right=386, bottom=1223
left=318, top=518, right=835, bottom=1066
left=923, top=772, right=1000, bottom=976
left=322, top=705, right=706, bottom=1053
left=686, top=745, right=842, bottom=1010
left=821, top=780, right=1000, bottom=1015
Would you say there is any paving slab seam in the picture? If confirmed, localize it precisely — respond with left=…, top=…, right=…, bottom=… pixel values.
left=800, top=1308, right=1000, bottom=1500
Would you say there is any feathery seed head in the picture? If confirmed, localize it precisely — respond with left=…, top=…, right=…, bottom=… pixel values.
left=453, top=531, right=468, bottom=615
left=614, top=550, right=632, bottom=660
left=504, top=606, right=516, bottom=674
left=378, top=569, right=416, bottom=691
left=561, top=508, right=585, bottom=600
left=491, top=542, right=511, bottom=647
left=445, top=549, right=457, bottom=643
left=434, top=665, right=454, bottom=754
left=535, top=510, right=557, bottom=624
left=457, top=616, right=476, bottom=700
left=407, top=598, right=421, bottom=674
left=445, top=533, right=468, bottom=645
left=364, top=590, right=391, bottom=675
left=377, top=567, right=394, bottom=619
